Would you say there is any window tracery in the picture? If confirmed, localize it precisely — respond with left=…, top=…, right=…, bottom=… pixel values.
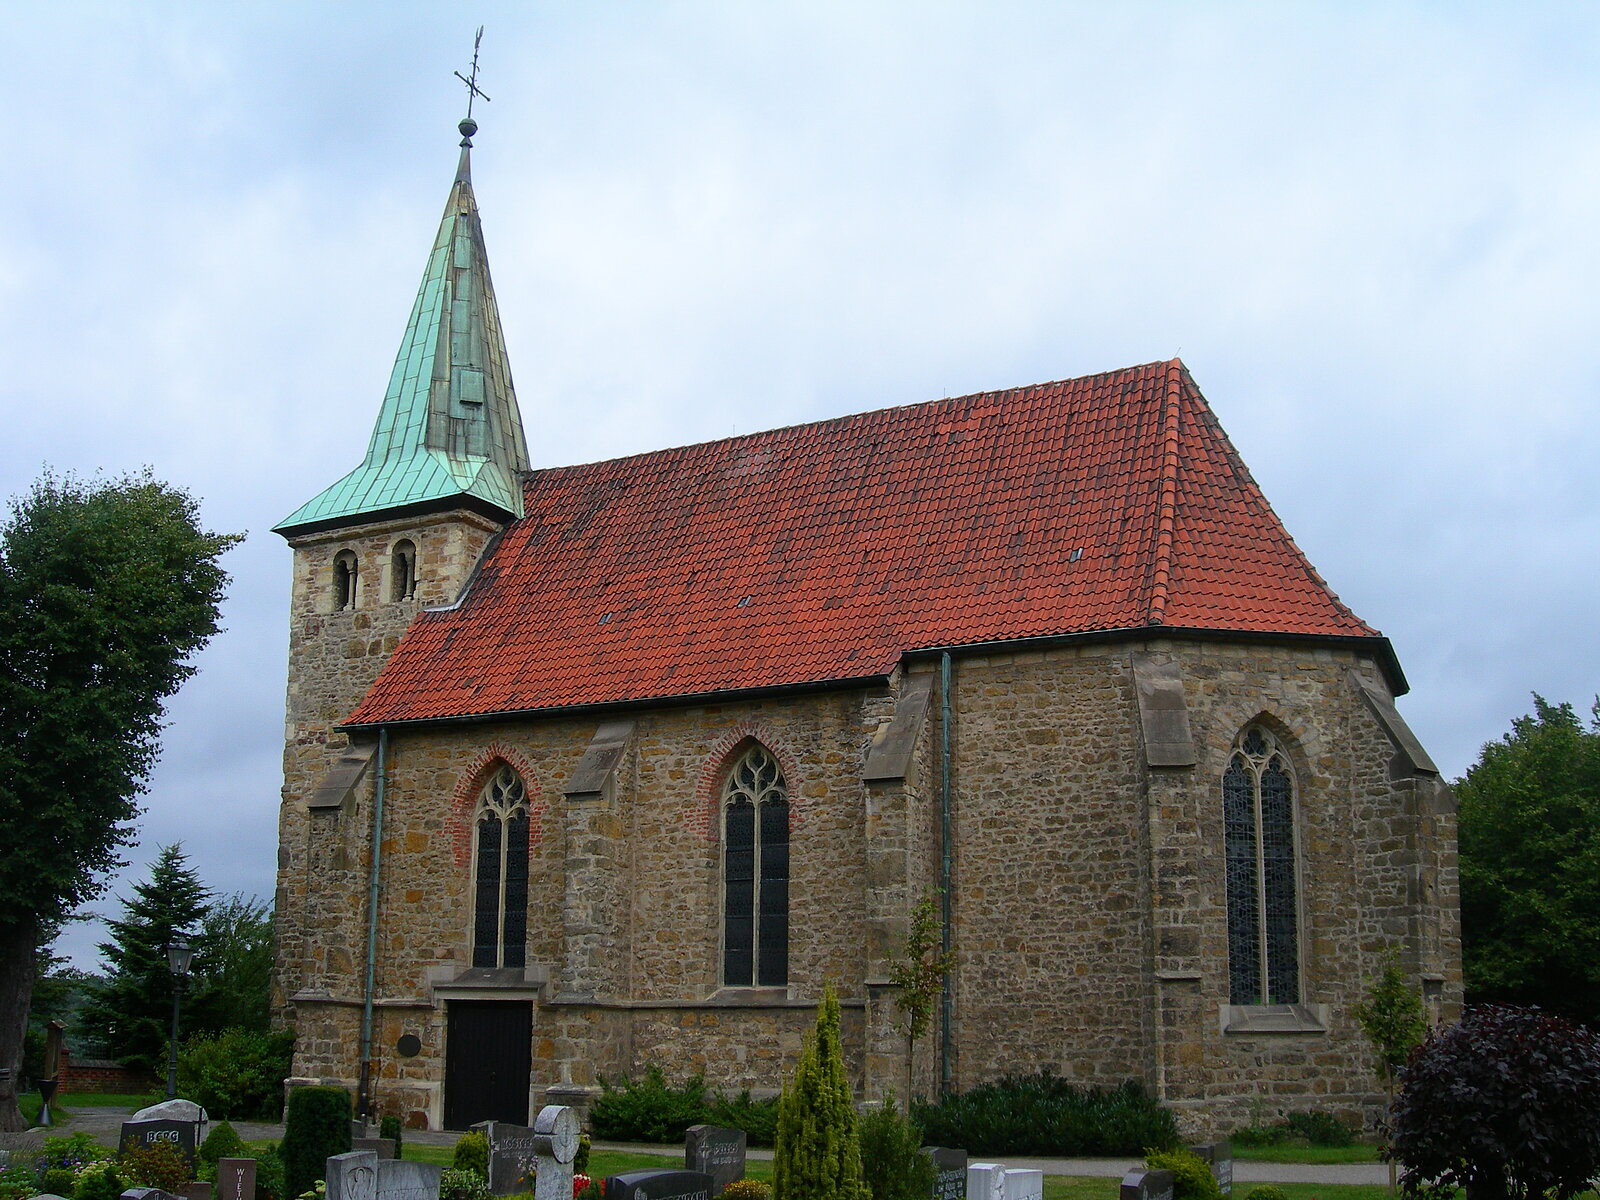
left=722, top=744, right=789, bottom=987
left=472, top=764, right=528, bottom=970
left=1223, top=723, right=1300, bottom=1005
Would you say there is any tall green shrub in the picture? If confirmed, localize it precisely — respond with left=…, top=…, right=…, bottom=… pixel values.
left=858, top=1091, right=933, bottom=1200
left=451, top=1131, right=488, bottom=1178
left=772, top=986, right=867, bottom=1200
left=379, top=1116, right=403, bottom=1159
left=589, top=1067, right=709, bottom=1142
left=179, top=1028, right=294, bottom=1120
left=281, top=1085, right=352, bottom=1199
left=198, top=1121, right=248, bottom=1180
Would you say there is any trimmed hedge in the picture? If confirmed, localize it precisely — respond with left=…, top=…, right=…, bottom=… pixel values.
left=911, top=1073, right=1179, bottom=1156
left=282, top=1086, right=352, bottom=1199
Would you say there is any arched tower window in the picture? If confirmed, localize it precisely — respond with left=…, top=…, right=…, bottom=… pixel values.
left=390, top=539, right=417, bottom=602
left=332, top=550, right=358, bottom=611
left=1223, top=723, right=1300, bottom=1005
left=472, top=764, right=529, bottom=970
left=722, top=744, right=789, bottom=987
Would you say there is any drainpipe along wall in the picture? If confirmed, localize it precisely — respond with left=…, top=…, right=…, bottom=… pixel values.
left=939, top=652, right=955, bottom=1096
left=357, top=725, right=388, bottom=1122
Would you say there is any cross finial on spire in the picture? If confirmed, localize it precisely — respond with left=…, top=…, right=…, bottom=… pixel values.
left=454, top=26, right=491, bottom=146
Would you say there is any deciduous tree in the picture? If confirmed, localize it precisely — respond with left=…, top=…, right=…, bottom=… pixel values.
left=0, top=471, right=236, bottom=1130
left=1456, top=696, right=1600, bottom=1026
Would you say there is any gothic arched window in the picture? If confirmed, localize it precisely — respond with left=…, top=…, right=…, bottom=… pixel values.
left=1223, top=723, right=1300, bottom=1005
left=390, top=539, right=417, bottom=602
left=333, top=550, right=358, bottom=611
left=722, top=744, right=789, bottom=987
left=472, top=765, right=529, bottom=970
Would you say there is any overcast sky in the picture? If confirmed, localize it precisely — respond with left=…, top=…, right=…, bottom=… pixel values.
left=3, top=2, right=1595, bottom=971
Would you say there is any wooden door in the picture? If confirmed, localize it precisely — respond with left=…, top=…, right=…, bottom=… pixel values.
left=443, top=1000, right=532, bottom=1130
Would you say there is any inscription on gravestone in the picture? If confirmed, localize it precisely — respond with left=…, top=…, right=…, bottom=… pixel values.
left=923, top=1148, right=967, bottom=1200
left=326, top=1151, right=380, bottom=1200
left=1119, top=1169, right=1174, bottom=1200
left=216, top=1158, right=257, bottom=1200
left=377, top=1159, right=443, bottom=1200
left=120, top=1121, right=198, bottom=1172
left=1187, top=1143, right=1231, bottom=1198
left=602, top=1169, right=715, bottom=1200
left=684, top=1126, right=746, bottom=1196
left=483, top=1123, right=540, bottom=1196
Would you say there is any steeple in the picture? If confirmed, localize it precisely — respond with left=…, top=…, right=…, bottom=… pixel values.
left=275, top=117, right=530, bottom=536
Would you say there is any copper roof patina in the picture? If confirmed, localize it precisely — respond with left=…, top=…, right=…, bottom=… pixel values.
left=275, top=124, right=530, bottom=536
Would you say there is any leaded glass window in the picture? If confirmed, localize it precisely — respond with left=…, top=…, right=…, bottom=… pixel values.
left=722, top=745, right=789, bottom=987
left=1223, top=724, right=1300, bottom=1004
left=472, top=765, right=528, bottom=969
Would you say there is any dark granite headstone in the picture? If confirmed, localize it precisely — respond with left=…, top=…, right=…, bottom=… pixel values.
left=354, top=1139, right=397, bottom=1161
left=1187, top=1144, right=1232, bottom=1198
left=923, top=1148, right=967, bottom=1200
left=1119, top=1169, right=1174, bottom=1200
left=603, top=1171, right=714, bottom=1200
left=684, top=1126, right=746, bottom=1196
left=183, top=1183, right=213, bottom=1200
left=119, top=1121, right=198, bottom=1172
left=216, top=1158, right=257, bottom=1200
left=121, top=1190, right=182, bottom=1200
left=484, top=1122, right=540, bottom=1196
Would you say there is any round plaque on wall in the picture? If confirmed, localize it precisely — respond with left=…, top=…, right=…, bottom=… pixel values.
left=395, top=1034, right=422, bottom=1058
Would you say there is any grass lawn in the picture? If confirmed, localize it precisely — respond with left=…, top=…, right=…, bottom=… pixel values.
left=1232, top=1143, right=1383, bottom=1164
left=62, top=1091, right=163, bottom=1108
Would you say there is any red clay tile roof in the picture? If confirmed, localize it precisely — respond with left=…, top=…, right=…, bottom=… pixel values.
left=347, top=359, right=1379, bottom=725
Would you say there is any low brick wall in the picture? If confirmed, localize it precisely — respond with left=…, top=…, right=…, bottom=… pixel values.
left=58, top=1049, right=156, bottom=1095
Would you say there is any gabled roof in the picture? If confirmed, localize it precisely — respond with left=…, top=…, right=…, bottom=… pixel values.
left=347, top=359, right=1384, bottom=726
left=275, top=136, right=530, bottom=536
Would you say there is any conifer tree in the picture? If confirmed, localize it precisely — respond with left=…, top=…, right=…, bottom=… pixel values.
left=773, top=985, right=868, bottom=1200
left=79, top=844, right=211, bottom=1074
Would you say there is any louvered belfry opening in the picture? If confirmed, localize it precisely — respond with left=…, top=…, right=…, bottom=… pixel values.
left=1223, top=724, right=1300, bottom=1005
left=721, top=744, right=789, bottom=987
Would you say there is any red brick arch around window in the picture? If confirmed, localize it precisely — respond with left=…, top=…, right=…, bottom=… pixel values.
left=447, top=743, right=546, bottom=868
left=691, top=724, right=804, bottom=842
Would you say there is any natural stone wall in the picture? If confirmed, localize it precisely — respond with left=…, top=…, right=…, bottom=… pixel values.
left=276, top=591, right=1458, bottom=1134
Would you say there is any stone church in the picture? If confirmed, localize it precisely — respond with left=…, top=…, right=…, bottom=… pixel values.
left=272, top=120, right=1460, bottom=1137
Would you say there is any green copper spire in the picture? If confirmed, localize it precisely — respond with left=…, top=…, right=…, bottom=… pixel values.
left=276, top=120, right=530, bottom=536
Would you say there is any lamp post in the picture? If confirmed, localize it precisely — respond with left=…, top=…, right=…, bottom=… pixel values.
left=165, top=938, right=194, bottom=1101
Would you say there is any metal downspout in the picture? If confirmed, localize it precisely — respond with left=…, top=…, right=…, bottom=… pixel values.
left=939, top=652, right=954, bottom=1096
left=358, top=726, right=388, bottom=1123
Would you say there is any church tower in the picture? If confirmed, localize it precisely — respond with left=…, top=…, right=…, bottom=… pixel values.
left=272, top=115, right=529, bottom=1048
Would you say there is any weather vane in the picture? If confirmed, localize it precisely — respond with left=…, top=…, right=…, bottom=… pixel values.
left=455, top=26, right=491, bottom=145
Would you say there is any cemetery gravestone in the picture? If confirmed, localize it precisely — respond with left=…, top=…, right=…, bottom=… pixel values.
left=603, top=1170, right=715, bottom=1200
left=376, top=1159, right=443, bottom=1200
left=531, top=1105, right=580, bottom=1200
left=683, top=1126, right=746, bottom=1196
left=326, top=1151, right=380, bottom=1200
left=1188, top=1143, right=1232, bottom=1198
left=923, top=1148, right=967, bottom=1200
left=121, top=1190, right=181, bottom=1200
left=216, top=1158, right=257, bottom=1200
left=484, top=1122, right=540, bottom=1196
left=120, top=1121, right=199, bottom=1173
left=1119, top=1169, right=1174, bottom=1200
left=183, top=1184, right=212, bottom=1200
left=966, top=1164, right=1005, bottom=1200
left=354, top=1139, right=397, bottom=1161
left=1000, top=1170, right=1042, bottom=1200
